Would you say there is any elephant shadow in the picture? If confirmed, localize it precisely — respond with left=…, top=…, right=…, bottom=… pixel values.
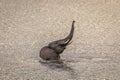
left=39, top=59, right=79, bottom=79
left=39, top=59, right=74, bottom=71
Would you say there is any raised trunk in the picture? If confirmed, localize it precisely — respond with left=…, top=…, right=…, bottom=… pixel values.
left=63, top=20, right=75, bottom=45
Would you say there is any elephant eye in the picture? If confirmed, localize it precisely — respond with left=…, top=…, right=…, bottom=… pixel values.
left=59, top=44, right=65, bottom=47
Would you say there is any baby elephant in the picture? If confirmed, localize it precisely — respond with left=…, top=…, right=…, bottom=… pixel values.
left=40, top=21, right=75, bottom=61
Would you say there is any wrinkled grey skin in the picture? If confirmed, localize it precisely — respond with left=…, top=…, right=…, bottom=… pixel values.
left=40, top=21, right=75, bottom=61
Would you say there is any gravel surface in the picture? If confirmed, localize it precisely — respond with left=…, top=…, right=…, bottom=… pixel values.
left=0, top=0, right=120, bottom=80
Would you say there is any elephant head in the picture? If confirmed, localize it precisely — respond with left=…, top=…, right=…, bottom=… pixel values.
left=48, top=20, right=75, bottom=54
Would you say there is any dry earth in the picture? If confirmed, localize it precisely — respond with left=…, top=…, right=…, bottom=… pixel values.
left=0, top=0, right=120, bottom=80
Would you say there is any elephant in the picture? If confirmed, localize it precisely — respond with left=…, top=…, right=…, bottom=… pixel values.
left=40, top=20, right=75, bottom=61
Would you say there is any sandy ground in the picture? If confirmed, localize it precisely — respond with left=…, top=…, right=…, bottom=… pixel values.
left=0, top=0, right=120, bottom=80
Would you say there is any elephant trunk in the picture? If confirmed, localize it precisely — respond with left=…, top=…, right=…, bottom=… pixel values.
left=64, top=20, right=75, bottom=45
